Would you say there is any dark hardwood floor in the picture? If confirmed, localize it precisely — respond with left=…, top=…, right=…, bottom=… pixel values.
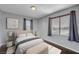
left=44, top=40, right=78, bottom=54
left=0, top=45, right=7, bottom=54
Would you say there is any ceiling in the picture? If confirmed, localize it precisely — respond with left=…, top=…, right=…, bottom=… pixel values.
left=0, top=4, right=76, bottom=19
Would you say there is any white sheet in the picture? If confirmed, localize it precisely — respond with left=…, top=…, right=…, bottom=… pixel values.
left=15, top=36, right=44, bottom=54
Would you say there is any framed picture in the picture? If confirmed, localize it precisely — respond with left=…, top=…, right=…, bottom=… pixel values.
left=6, top=18, right=18, bottom=29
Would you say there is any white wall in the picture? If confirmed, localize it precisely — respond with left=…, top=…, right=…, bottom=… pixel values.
left=0, top=10, right=37, bottom=46
left=37, top=5, right=79, bottom=52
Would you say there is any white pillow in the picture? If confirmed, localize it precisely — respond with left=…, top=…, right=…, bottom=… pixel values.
left=27, top=33, right=35, bottom=37
left=18, top=34, right=26, bottom=37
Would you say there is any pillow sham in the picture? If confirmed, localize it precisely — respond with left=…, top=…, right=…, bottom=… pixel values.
left=18, top=34, right=26, bottom=38
left=27, top=33, right=35, bottom=37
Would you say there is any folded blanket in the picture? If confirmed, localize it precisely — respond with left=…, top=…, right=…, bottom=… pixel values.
left=26, top=43, right=48, bottom=54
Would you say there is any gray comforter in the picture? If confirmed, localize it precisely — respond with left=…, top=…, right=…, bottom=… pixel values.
left=15, top=36, right=44, bottom=54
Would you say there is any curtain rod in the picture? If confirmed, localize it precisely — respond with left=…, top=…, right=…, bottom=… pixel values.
left=49, top=13, right=70, bottom=19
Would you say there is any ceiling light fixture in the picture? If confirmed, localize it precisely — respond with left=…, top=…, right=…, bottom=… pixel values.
left=31, top=6, right=37, bottom=11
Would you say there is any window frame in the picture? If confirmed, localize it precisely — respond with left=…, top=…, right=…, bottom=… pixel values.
left=49, top=14, right=70, bottom=36
left=23, top=18, right=33, bottom=31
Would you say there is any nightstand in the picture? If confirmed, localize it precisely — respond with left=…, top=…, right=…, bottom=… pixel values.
left=6, top=41, right=15, bottom=54
left=6, top=32, right=16, bottom=54
left=8, top=32, right=16, bottom=43
left=6, top=46, right=15, bottom=54
left=7, top=32, right=15, bottom=44
left=7, top=41, right=14, bottom=47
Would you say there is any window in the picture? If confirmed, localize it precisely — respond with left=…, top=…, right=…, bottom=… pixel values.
left=26, top=20, right=31, bottom=30
left=23, top=18, right=33, bottom=31
left=51, top=15, right=70, bottom=36
left=60, top=16, right=70, bottom=36
left=51, top=18, right=59, bottom=35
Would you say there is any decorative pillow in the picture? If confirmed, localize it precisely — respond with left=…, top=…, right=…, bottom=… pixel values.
left=15, top=30, right=27, bottom=37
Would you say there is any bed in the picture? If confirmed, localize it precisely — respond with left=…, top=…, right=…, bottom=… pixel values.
left=15, top=31, right=45, bottom=54
left=13, top=31, right=61, bottom=54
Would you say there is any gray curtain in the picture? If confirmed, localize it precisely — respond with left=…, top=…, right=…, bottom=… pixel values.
left=69, top=10, right=79, bottom=42
left=23, top=18, right=26, bottom=30
left=31, top=20, right=33, bottom=30
left=48, top=18, right=52, bottom=36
